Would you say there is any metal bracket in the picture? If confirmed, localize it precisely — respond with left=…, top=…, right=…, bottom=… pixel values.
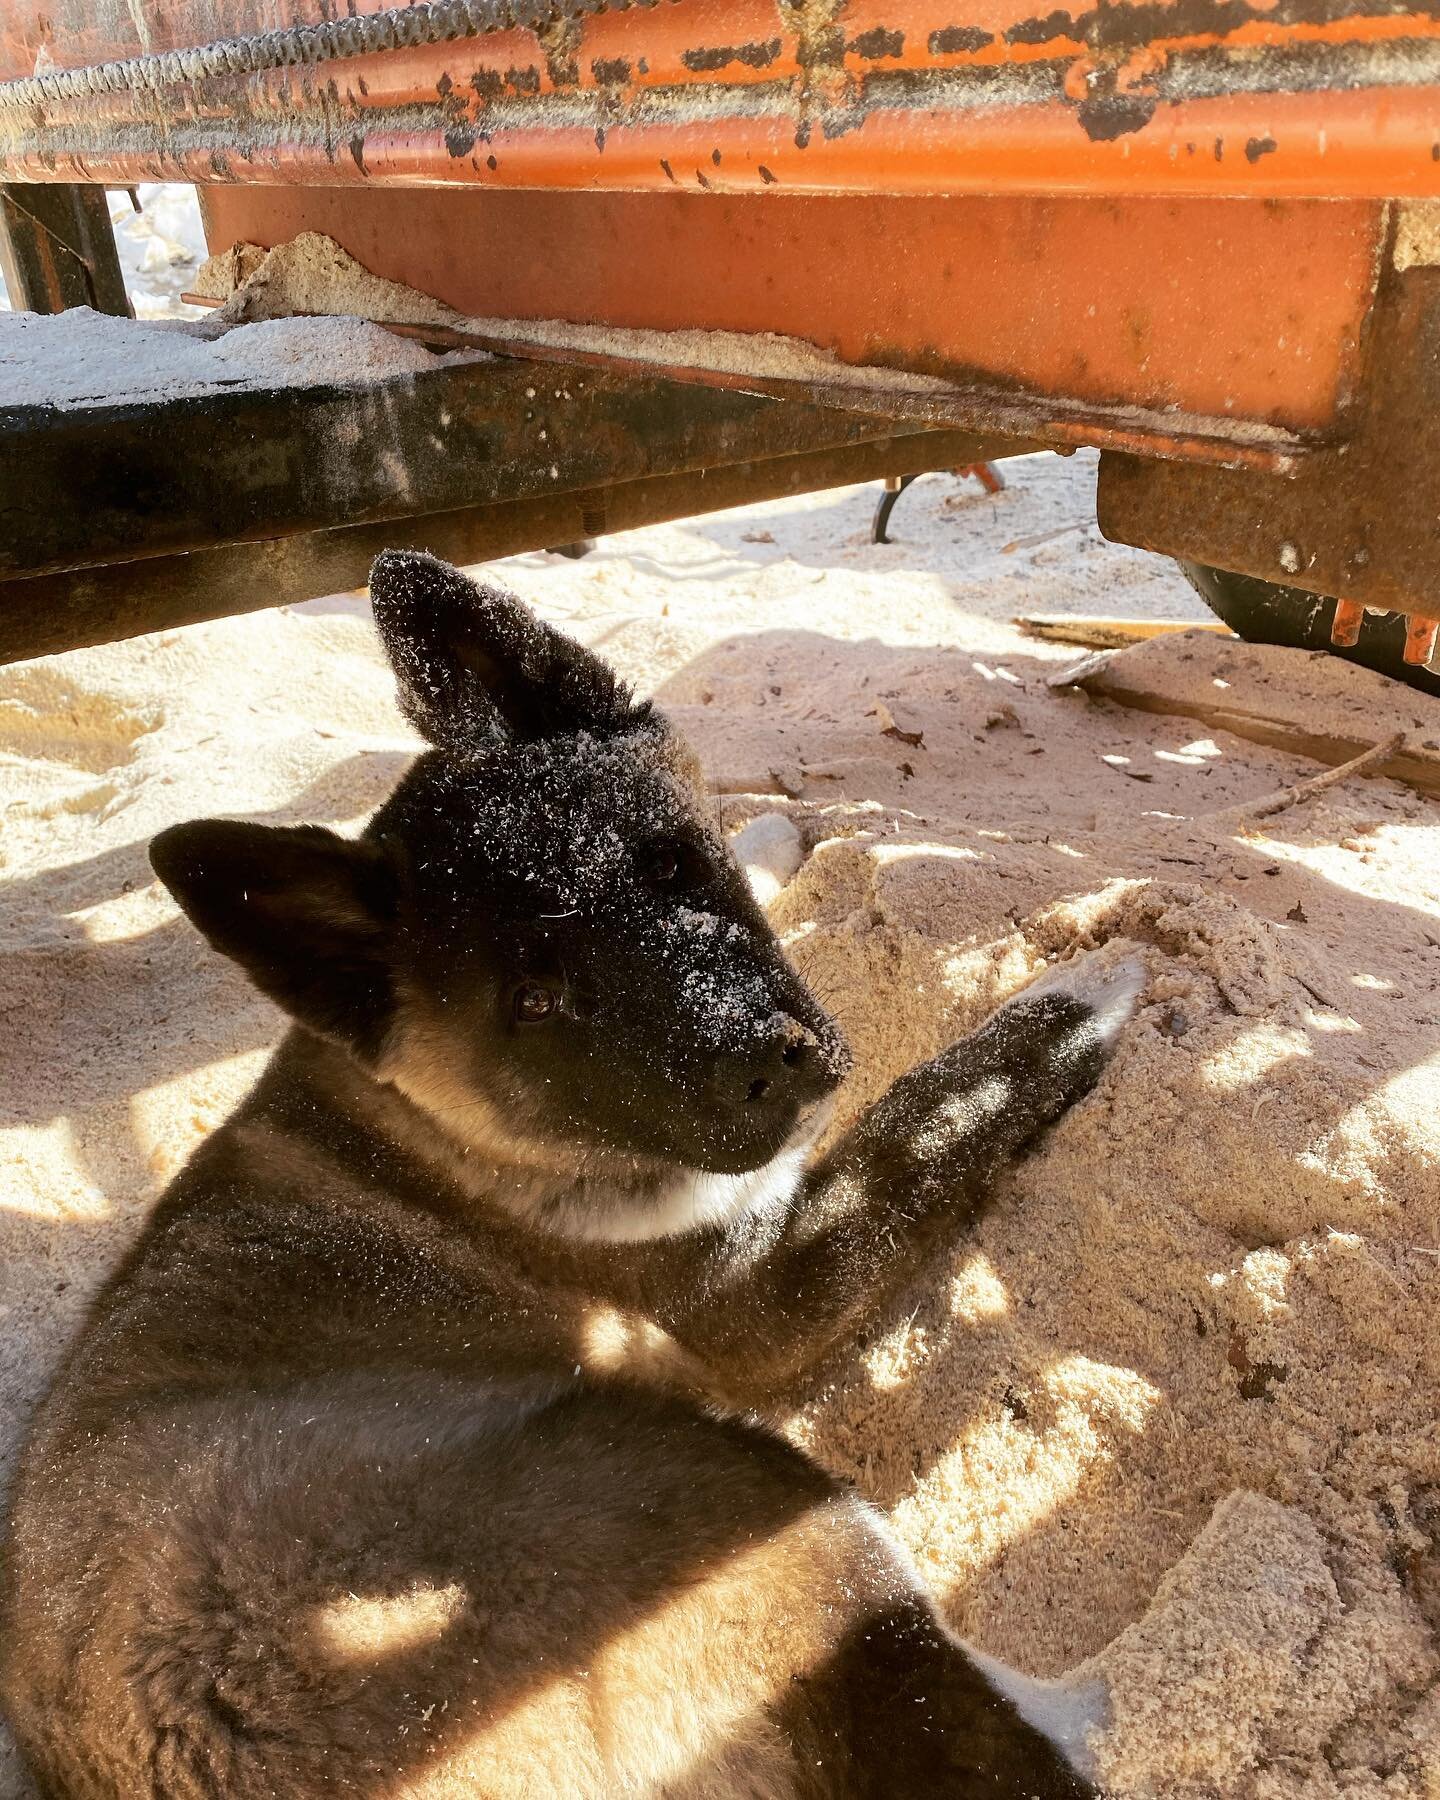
left=1098, top=262, right=1440, bottom=619
left=871, top=463, right=1006, bottom=544
left=0, top=182, right=130, bottom=315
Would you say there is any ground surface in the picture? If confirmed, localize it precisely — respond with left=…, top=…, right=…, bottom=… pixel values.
left=4, top=329, right=1440, bottom=1792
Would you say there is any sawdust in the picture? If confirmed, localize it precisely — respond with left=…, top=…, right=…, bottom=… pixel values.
left=3, top=457, right=1439, bottom=1797
left=203, top=231, right=962, bottom=397
left=0, top=305, right=487, bottom=410
left=1393, top=200, right=1440, bottom=273
left=206, top=232, right=470, bottom=331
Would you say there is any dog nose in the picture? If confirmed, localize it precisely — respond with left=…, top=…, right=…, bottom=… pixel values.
left=744, top=1014, right=820, bottom=1104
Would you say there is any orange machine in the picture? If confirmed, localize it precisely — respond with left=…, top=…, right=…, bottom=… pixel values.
left=2, top=0, right=1440, bottom=676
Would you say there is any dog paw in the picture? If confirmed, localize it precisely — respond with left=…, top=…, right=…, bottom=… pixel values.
left=1021, top=950, right=1147, bottom=1053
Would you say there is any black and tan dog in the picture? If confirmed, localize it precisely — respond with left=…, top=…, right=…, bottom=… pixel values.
left=0, top=552, right=1141, bottom=1798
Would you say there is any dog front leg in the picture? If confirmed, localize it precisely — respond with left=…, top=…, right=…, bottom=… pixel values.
left=664, top=955, right=1144, bottom=1399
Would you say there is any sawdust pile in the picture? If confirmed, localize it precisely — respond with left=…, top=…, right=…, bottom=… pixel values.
left=4, top=459, right=1439, bottom=1797
left=200, top=230, right=971, bottom=401
left=0, top=305, right=489, bottom=410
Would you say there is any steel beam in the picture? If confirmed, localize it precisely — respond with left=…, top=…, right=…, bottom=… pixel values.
left=3, top=0, right=1440, bottom=197
left=196, top=188, right=1385, bottom=456
left=0, top=428, right=1028, bottom=663
left=1, top=352, right=958, bottom=580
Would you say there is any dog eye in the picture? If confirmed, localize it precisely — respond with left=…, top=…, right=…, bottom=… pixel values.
left=646, top=843, right=681, bottom=885
left=641, top=838, right=703, bottom=889
left=514, top=983, right=557, bottom=1023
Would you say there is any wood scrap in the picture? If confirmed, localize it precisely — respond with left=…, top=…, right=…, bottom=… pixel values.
left=1058, top=633, right=1440, bottom=800
left=1046, top=648, right=1116, bottom=688
left=1018, top=614, right=1234, bottom=651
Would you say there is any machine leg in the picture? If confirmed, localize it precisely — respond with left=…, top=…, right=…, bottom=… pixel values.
left=872, top=473, right=920, bottom=544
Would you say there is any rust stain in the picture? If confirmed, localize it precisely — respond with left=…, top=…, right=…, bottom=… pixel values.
left=928, top=25, right=993, bottom=53
left=679, top=40, right=782, bottom=73
left=848, top=26, right=905, bottom=59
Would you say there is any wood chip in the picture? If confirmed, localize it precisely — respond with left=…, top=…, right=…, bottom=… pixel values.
left=868, top=701, right=925, bottom=747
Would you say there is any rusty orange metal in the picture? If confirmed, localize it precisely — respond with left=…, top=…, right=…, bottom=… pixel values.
left=1098, top=256, right=1440, bottom=616
left=1329, top=605, right=1439, bottom=662
left=1331, top=599, right=1367, bottom=646
left=0, top=0, right=1415, bottom=463
left=1403, top=613, right=1440, bottom=664
left=199, top=185, right=1385, bottom=452
left=0, top=0, right=1433, bottom=578
left=3, top=0, right=1440, bottom=197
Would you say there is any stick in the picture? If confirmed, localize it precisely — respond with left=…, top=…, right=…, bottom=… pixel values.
left=1206, top=730, right=1408, bottom=827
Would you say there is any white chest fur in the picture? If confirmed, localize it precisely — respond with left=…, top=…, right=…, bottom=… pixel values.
left=556, top=1136, right=813, bottom=1244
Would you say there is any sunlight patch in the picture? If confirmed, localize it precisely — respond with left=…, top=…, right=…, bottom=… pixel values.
left=313, top=1582, right=468, bottom=1664
left=949, top=1253, right=1011, bottom=1324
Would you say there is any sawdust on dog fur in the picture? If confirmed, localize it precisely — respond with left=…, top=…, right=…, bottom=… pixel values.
left=3, top=456, right=1440, bottom=1797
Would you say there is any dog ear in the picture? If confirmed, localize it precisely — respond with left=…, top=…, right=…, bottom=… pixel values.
left=150, top=820, right=398, bottom=1060
left=369, top=550, right=653, bottom=748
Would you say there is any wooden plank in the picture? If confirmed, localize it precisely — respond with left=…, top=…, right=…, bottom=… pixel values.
left=1016, top=614, right=1233, bottom=650
left=1058, top=631, right=1440, bottom=800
